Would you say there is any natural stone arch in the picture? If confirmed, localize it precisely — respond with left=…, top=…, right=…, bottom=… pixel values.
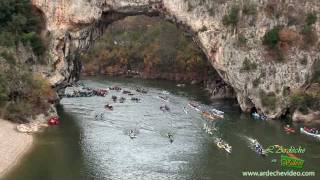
left=32, top=0, right=320, bottom=119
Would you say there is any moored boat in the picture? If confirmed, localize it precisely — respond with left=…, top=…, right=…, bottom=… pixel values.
left=300, top=127, right=320, bottom=139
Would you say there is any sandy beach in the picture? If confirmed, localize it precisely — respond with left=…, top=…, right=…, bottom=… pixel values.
left=0, top=119, right=33, bottom=178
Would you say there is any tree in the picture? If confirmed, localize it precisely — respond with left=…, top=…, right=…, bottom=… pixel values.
left=0, top=74, right=9, bottom=102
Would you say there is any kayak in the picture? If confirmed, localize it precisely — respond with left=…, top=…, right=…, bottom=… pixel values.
left=201, top=111, right=217, bottom=120
left=248, top=138, right=267, bottom=156
left=161, top=91, right=170, bottom=95
left=183, top=107, right=188, bottom=114
left=129, top=130, right=137, bottom=139
left=255, top=147, right=267, bottom=156
left=158, top=96, right=169, bottom=102
left=215, top=138, right=232, bottom=154
left=211, top=108, right=224, bottom=118
left=252, top=112, right=267, bottom=120
left=188, top=102, right=201, bottom=112
left=300, top=128, right=320, bottom=139
left=167, top=133, right=174, bottom=143
left=284, top=126, right=295, bottom=133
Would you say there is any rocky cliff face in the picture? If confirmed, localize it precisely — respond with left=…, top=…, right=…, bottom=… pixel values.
left=32, top=0, right=320, bottom=121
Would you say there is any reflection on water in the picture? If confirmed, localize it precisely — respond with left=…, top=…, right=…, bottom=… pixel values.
left=5, top=77, right=320, bottom=180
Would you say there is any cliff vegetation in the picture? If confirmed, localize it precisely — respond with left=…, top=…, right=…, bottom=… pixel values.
left=0, top=0, right=54, bottom=123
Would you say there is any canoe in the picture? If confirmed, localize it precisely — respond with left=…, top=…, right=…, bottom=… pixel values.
left=211, top=108, right=224, bottom=118
left=300, top=128, right=320, bottom=139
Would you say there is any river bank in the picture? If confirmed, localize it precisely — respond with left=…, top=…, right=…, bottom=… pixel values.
left=0, top=119, right=33, bottom=179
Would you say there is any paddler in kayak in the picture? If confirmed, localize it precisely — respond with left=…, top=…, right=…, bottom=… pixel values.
left=167, top=132, right=174, bottom=143
left=253, top=141, right=266, bottom=156
left=129, top=129, right=136, bottom=139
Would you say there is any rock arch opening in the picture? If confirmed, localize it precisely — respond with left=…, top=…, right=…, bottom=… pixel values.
left=78, top=14, right=235, bottom=99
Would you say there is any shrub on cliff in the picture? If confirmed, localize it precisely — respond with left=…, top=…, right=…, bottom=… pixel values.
left=0, top=0, right=46, bottom=56
left=260, top=91, right=277, bottom=110
left=291, top=92, right=320, bottom=114
left=222, top=6, right=240, bottom=27
left=312, top=59, right=320, bottom=83
left=0, top=62, right=55, bottom=122
left=263, top=27, right=281, bottom=48
left=240, top=58, right=257, bottom=72
left=5, top=102, right=33, bottom=123
left=0, top=74, right=9, bottom=102
left=306, top=12, right=317, bottom=26
left=242, top=2, right=257, bottom=16
left=21, top=32, right=46, bottom=56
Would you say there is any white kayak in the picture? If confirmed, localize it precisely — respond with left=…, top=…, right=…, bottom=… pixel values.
left=188, top=102, right=201, bottom=112
left=161, top=91, right=170, bottom=95
left=215, top=138, right=232, bottom=154
left=211, top=108, right=224, bottom=118
left=183, top=107, right=188, bottom=114
left=300, top=128, right=320, bottom=139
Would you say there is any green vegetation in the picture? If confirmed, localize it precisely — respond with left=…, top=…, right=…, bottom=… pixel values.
left=240, top=58, right=257, bottom=72
left=199, top=26, right=208, bottom=32
left=260, top=90, right=277, bottom=110
left=263, top=27, right=280, bottom=48
left=291, top=92, right=320, bottom=114
left=0, top=0, right=45, bottom=56
left=238, top=34, right=247, bottom=46
left=242, top=2, right=257, bottom=16
left=222, top=6, right=240, bottom=27
left=252, top=78, right=260, bottom=88
left=0, top=74, right=9, bottom=102
left=306, top=12, right=317, bottom=26
left=312, top=59, right=320, bottom=83
left=300, top=12, right=318, bottom=48
left=0, top=0, right=52, bottom=122
left=0, top=61, right=55, bottom=122
left=81, top=16, right=212, bottom=80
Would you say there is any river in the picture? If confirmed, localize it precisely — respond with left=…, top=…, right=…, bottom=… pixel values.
left=5, top=76, right=319, bottom=180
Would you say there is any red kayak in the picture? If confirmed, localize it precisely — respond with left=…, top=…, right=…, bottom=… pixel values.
left=284, top=126, right=295, bottom=133
left=48, top=117, right=60, bottom=126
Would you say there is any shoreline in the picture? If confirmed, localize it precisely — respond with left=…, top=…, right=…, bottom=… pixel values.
left=0, top=119, right=34, bottom=179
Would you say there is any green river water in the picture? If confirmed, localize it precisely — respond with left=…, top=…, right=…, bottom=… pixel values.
left=4, top=76, right=320, bottom=180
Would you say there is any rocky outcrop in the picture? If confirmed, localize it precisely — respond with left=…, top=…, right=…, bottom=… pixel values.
left=293, top=110, right=320, bottom=127
left=32, top=0, right=320, bottom=119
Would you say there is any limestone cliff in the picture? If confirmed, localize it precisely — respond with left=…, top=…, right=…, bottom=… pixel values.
left=31, top=0, right=320, bottom=121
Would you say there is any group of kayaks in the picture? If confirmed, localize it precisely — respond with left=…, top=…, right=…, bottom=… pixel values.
left=213, top=136, right=267, bottom=156
left=282, top=125, right=320, bottom=140
left=188, top=101, right=224, bottom=120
